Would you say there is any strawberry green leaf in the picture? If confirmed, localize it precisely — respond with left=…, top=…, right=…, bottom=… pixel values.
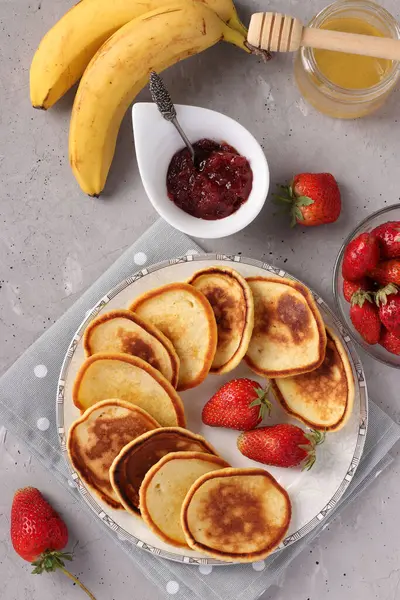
left=305, top=429, right=326, bottom=446
left=249, top=385, right=272, bottom=419
left=296, top=195, right=314, bottom=207
left=302, top=452, right=316, bottom=471
left=375, top=283, right=398, bottom=306
left=31, top=550, right=74, bottom=576
left=31, top=548, right=96, bottom=599
left=351, top=289, right=373, bottom=307
left=300, top=430, right=325, bottom=471
left=291, top=206, right=304, bottom=228
left=295, top=207, right=304, bottom=219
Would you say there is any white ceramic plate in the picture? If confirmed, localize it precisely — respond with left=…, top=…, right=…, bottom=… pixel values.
left=57, top=254, right=368, bottom=565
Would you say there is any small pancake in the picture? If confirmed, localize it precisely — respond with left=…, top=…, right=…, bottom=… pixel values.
left=140, top=452, right=230, bottom=547
left=67, top=399, right=159, bottom=509
left=271, top=328, right=355, bottom=431
left=83, top=309, right=179, bottom=388
left=245, top=277, right=326, bottom=378
left=129, top=282, right=217, bottom=391
left=72, top=353, right=185, bottom=428
left=187, top=266, right=254, bottom=374
left=181, top=468, right=291, bottom=563
left=110, top=427, right=219, bottom=516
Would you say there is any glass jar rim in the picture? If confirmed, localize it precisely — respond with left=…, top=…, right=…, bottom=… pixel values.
left=302, top=0, right=400, bottom=99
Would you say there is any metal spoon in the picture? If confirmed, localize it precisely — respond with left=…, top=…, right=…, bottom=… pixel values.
left=148, top=71, right=201, bottom=168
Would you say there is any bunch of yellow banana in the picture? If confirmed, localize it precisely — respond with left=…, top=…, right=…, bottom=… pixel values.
left=30, top=0, right=250, bottom=196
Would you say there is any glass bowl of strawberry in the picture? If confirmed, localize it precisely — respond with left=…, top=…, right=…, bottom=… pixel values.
left=333, top=204, right=400, bottom=369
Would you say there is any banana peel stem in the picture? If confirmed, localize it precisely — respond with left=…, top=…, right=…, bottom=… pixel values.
left=222, top=23, right=249, bottom=52
left=245, top=41, right=273, bottom=62
left=223, top=25, right=272, bottom=60
left=227, top=13, right=248, bottom=38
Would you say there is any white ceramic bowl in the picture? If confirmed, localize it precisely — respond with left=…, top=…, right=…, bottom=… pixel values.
left=132, top=103, right=270, bottom=238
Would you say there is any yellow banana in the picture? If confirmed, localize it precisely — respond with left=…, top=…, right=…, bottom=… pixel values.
left=69, top=0, right=248, bottom=196
left=30, top=0, right=246, bottom=109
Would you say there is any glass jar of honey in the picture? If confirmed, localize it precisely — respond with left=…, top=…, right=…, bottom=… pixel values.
left=294, top=0, right=400, bottom=118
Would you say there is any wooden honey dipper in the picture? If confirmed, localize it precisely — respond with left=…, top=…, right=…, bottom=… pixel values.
left=247, top=12, right=400, bottom=61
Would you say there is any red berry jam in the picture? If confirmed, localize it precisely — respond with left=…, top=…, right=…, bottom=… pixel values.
left=166, top=139, right=253, bottom=221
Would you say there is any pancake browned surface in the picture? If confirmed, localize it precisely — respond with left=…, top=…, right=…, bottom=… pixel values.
left=245, top=277, right=326, bottom=378
left=72, top=353, right=185, bottom=427
left=110, top=427, right=218, bottom=516
left=129, top=282, right=217, bottom=391
left=187, top=266, right=254, bottom=374
left=67, top=400, right=159, bottom=509
left=83, top=309, right=179, bottom=388
left=181, top=468, right=291, bottom=562
left=271, top=328, right=355, bottom=431
left=140, top=452, right=230, bottom=547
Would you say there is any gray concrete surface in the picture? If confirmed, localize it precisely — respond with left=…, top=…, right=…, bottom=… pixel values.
left=1, top=0, right=400, bottom=598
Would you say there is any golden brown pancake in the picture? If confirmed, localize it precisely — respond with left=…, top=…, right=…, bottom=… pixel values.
left=245, top=277, right=326, bottom=378
left=271, top=328, right=354, bottom=431
left=129, top=282, right=217, bottom=391
left=72, top=353, right=185, bottom=428
left=187, top=266, right=254, bottom=374
left=83, top=309, right=179, bottom=388
left=67, top=399, right=159, bottom=509
left=110, top=427, right=219, bottom=516
left=181, top=468, right=291, bottom=562
left=140, top=452, right=230, bottom=547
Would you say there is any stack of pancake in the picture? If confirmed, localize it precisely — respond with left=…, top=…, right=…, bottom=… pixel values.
left=67, top=264, right=355, bottom=561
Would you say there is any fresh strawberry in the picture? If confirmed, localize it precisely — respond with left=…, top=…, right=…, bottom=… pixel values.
left=371, top=221, right=400, bottom=259
left=369, top=259, right=400, bottom=286
left=342, top=277, right=370, bottom=303
left=11, top=487, right=95, bottom=599
left=342, top=233, right=380, bottom=282
left=202, top=378, right=271, bottom=431
left=375, top=284, right=400, bottom=337
left=237, top=424, right=324, bottom=470
left=350, top=290, right=381, bottom=344
left=274, top=173, right=341, bottom=227
left=380, top=328, right=400, bottom=355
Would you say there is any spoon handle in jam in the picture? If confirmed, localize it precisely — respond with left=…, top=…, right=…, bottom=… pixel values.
left=248, top=12, right=400, bottom=61
left=148, top=71, right=196, bottom=164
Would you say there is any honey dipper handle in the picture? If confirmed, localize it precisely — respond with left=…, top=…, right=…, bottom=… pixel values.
left=303, top=27, right=400, bottom=61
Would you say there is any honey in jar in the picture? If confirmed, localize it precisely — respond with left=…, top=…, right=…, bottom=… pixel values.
left=294, top=1, right=400, bottom=119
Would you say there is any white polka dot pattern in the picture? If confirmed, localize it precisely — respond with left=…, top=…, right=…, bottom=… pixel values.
left=134, top=252, right=147, bottom=265
left=36, top=417, right=50, bottom=431
left=34, top=364, right=48, bottom=378
left=198, top=565, right=213, bottom=575
left=166, top=581, right=180, bottom=594
left=252, top=560, right=266, bottom=571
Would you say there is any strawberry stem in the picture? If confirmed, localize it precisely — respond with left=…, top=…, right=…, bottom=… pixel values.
left=59, top=567, right=97, bottom=600
left=31, top=549, right=96, bottom=600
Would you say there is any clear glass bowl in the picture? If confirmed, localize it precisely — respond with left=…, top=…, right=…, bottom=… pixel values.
left=333, top=204, right=400, bottom=369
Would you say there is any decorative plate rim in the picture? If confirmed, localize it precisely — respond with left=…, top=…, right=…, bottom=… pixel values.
left=56, top=253, right=368, bottom=566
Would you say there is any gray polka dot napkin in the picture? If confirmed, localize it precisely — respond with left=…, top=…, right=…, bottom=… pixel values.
left=1, top=219, right=399, bottom=600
